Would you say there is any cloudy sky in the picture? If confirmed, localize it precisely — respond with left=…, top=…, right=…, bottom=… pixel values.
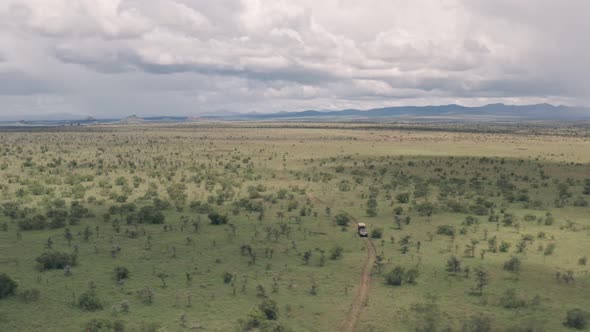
left=0, top=0, right=588, bottom=120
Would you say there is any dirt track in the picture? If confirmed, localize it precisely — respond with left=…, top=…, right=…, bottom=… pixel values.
left=341, top=228, right=376, bottom=332
left=307, top=195, right=376, bottom=332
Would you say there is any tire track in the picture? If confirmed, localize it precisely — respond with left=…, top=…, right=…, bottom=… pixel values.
left=341, top=216, right=376, bottom=332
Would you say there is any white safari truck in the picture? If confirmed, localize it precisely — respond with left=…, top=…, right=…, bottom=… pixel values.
left=357, top=223, right=368, bottom=237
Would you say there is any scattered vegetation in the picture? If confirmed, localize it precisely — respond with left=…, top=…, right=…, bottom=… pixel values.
left=0, top=124, right=589, bottom=331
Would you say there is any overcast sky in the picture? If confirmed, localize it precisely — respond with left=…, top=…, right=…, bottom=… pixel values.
left=0, top=0, right=588, bottom=120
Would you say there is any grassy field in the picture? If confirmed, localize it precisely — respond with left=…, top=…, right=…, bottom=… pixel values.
left=0, top=123, right=589, bottom=331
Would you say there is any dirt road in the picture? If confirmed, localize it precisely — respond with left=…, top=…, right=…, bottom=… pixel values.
left=341, top=231, right=376, bottom=332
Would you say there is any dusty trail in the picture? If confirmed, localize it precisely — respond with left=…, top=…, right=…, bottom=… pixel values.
left=341, top=218, right=377, bottom=332
left=308, top=194, right=376, bottom=331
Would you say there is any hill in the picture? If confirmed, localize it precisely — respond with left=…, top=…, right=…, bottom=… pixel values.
left=223, top=103, right=590, bottom=121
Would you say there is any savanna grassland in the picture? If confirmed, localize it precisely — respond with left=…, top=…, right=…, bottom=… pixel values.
left=0, top=123, right=589, bottom=332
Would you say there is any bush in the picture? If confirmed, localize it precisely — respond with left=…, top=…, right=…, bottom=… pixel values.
left=35, top=251, right=77, bottom=270
left=18, top=215, right=47, bottom=231
left=114, top=266, right=130, bottom=281
left=240, top=308, right=267, bottom=331
left=78, top=289, right=103, bottom=311
left=462, top=314, right=492, bottom=332
left=190, top=201, right=211, bottom=214
left=137, top=206, right=165, bottom=224
left=85, top=318, right=125, bottom=332
left=384, top=266, right=419, bottom=286
left=415, top=202, right=435, bottom=216
left=503, top=257, right=521, bottom=272
left=500, top=289, right=526, bottom=309
left=463, top=216, right=479, bottom=226
left=330, top=246, right=344, bottom=260
left=396, top=193, right=410, bottom=204
left=405, top=267, right=420, bottom=285
left=333, top=213, right=350, bottom=227
left=437, top=225, right=455, bottom=236
left=371, top=228, right=383, bottom=239
left=499, top=241, right=511, bottom=252
left=469, top=204, right=489, bottom=216
left=258, top=299, right=279, bottom=320
left=385, top=266, right=405, bottom=286
left=222, top=272, right=233, bottom=284
left=153, top=197, right=171, bottom=210
left=446, top=256, right=461, bottom=273
left=18, top=288, right=40, bottom=303
left=564, top=308, right=590, bottom=330
left=0, top=273, right=17, bottom=299
left=208, top=212, right=228, bottom=225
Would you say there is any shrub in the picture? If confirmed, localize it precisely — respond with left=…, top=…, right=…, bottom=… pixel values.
left=330, top=246, right=344, bottom=260
left=35, top=251, right=77, bottom=270
left=544, top=243, right=556, bottom=256
left=137, top=206, right=165, bottom=224
left=189, top=201, right=211, bottom=214
left=333, top=213, right=350, bottom=227
left=18, top=288, right=40, bottom=303
left=208, top=212, right=228, bottom=225
left=446, top=256, right=462, bottom=273
left=462, top=314, right=492, bottom=332
left=384, top=265, right=420, bottom=286
left=0, top=274, right=17, bottom=299
left=371, top=228, right=383, bottom=239
left=503, top=257, right=521, bottom=272
left=18, top=215, right=47, bottom=231
left=153, top=198, right=171, bottom=210
left=85, top=319, right=125, bottom=332
left=385, top=266, right=405, bottom=286
left=415, top=202, right=435, bottom=216
left=69, top=201, right=91, bottom=218
left=405, top=267, right=420, bottom=285
left=463, top=216, right=479, bottom=226
left=258, top=299, right=279, bottom=320
left=437, top=225, right=455, bottom=236
left=500, top=289, right=526, bottom=309
left=396, top=193, right=410, bottom=204
left=240, top=308, right=266, bottom=331
left=114, top=266, right=130, bottom=281
left=446, top=200, right=468, bottom=213
left=564, top=308, right=590, bottom=329
left=469, top=204, right=489, bottom=216
left=78, top=289, right=103, bottom=311
left=222, top=272, right=233, bottom=284
left=499, top=241, right=511, bottom=252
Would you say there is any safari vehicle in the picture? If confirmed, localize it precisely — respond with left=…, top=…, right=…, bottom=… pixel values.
left=357, top=223, right=368, bottom=237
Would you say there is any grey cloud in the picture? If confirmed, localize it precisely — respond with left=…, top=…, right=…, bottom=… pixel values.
left=0, top=71, right=56, bottom=95
left=0, top=0, right=587, bottom=119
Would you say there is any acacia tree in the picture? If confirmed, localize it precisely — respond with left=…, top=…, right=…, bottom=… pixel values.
left=446, top=256, right=462, bottom=274
left=503, top=257, right=521, bottom=280
left=473, top=268, right=489, bottom=296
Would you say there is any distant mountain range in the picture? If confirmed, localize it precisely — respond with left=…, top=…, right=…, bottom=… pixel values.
left=224, top=103, right=590, bottom=121
left=1, top=103, right=589, bottom=126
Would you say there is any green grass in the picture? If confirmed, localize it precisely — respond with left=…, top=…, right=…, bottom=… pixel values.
left=0, top=124, right=589, bottom=331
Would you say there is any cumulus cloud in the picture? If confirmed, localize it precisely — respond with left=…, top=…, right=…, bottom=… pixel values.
left=0, top=0, right=587, bottom=119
